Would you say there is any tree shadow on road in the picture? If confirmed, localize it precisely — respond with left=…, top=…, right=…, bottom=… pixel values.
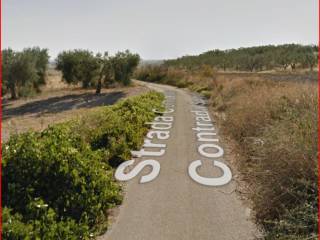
left=3, top=91, right=126, bottom=120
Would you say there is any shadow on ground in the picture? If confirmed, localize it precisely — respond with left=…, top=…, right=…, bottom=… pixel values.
left=3, top=91, right=126, bottom=120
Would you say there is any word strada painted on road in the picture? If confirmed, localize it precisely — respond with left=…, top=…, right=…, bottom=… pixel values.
left=188, top=95, right=232, bottom=186
left=115, top=91, right=176, bottom=183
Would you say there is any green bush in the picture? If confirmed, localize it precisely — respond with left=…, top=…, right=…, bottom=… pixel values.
left=69, top=91, right=164, bottom=164
left=134, top=65, right=191, bottom=88
left=3, top=206, right=89, bottom=240
left=2, top=91, right=164, bottom=239
left=2, top=208, right=33, bottom=240
left=134, top=65, right=167, bottom=83
left=3, top=126, right=121, bottom=236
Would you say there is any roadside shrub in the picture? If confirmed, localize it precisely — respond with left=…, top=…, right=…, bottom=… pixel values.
left=134, top=65, right=167, bottom=83
left=3, top=126, right=121, bottom=236
left=134, top=65, right=192, bottom=88
left=3, top=206, right=89, bottom=240
left=2, top=208, right=33, bottom=240
left=2, top=91, right=164, bottom=239
left=71, top=91, right=164, bottom=163
left=200, top=90, right=212, bottom=98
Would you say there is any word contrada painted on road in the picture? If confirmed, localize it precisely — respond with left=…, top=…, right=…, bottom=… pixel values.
left=115, top=91, right=176, bottom=183
left=115, top=92, right=232, bottom=186
left=188, top=95, right=232, bottom=186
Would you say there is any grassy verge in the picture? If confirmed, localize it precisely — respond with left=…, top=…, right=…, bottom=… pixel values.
left=2, top=91, right=164, bottom=239
left=211, top=79, right=318, bottom=239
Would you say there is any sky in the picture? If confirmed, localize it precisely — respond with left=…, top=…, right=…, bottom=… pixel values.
left=3, top=0, right=318, bottom=60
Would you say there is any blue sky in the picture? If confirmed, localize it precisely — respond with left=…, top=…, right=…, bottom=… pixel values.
left=3, top=0, right=318, bottom=59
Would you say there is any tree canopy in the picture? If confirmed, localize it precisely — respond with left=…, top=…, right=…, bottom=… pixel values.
left=164, top=44, right=318, bottom=72
left=56, top=50, right=140, bottom=93
left=2, top=47, right=49, bottom=99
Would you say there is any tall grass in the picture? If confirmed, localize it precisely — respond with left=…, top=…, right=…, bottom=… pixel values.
left=211, top=79, right=318, bottom=239
left=134, top=65, right=218, bottom=90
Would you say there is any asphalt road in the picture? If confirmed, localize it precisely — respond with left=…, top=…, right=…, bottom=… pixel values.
left=99, top=81, right=258, bottom=240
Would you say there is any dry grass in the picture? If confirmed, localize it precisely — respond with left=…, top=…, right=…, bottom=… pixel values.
left=210, top=77, right=318, bottom=239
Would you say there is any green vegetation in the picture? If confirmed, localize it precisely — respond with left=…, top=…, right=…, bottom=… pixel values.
left=2, top=47, right=140, bottom=99
left=2, top=47, right=49, bottom=99
left=134, top=64, right=218, bottom=95
left=134, top=65, right=191, bottom=88
left=164, top=44, right=318, bottom=72
left=2, top=91, right=164, bottom=239
left=110, top=51, right=141, bottom=86
left=56, top=50, right=140, bottom=94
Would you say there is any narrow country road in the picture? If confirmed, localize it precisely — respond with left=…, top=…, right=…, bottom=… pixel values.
left=99, top=81, right=258, bottom=240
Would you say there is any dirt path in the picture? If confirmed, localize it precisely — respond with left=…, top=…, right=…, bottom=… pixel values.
left=99, top=81, right=258, bottom=240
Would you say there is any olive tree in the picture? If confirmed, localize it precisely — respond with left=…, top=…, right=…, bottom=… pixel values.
left=164, top=44, right=318, bottom=72
left=110, top=50, right=140, bottom=86
left=95, top=52, right=114, bottom=94
left=2, top=49, right=15, bottom=96
left=2, top=47, right=49, bottom=99
left=23, top=47, right=50, bottom=88
left=56, top=49, right=140, bottom=93
left=56, top=50, right=101, bottom=88
left=301, top=46, right=317, bottom=71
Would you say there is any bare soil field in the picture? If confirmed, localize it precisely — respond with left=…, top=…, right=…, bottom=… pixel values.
left=2, top=70, right=149, bottom=142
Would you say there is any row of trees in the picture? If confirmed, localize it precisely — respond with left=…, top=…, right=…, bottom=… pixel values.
left=56, top=50, right=140, bottom=94
left=165, top=44, right=318, bottom=72
left=2, top=47, right=49, bottom=99
left=2, top=48, right=140, bottom=99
